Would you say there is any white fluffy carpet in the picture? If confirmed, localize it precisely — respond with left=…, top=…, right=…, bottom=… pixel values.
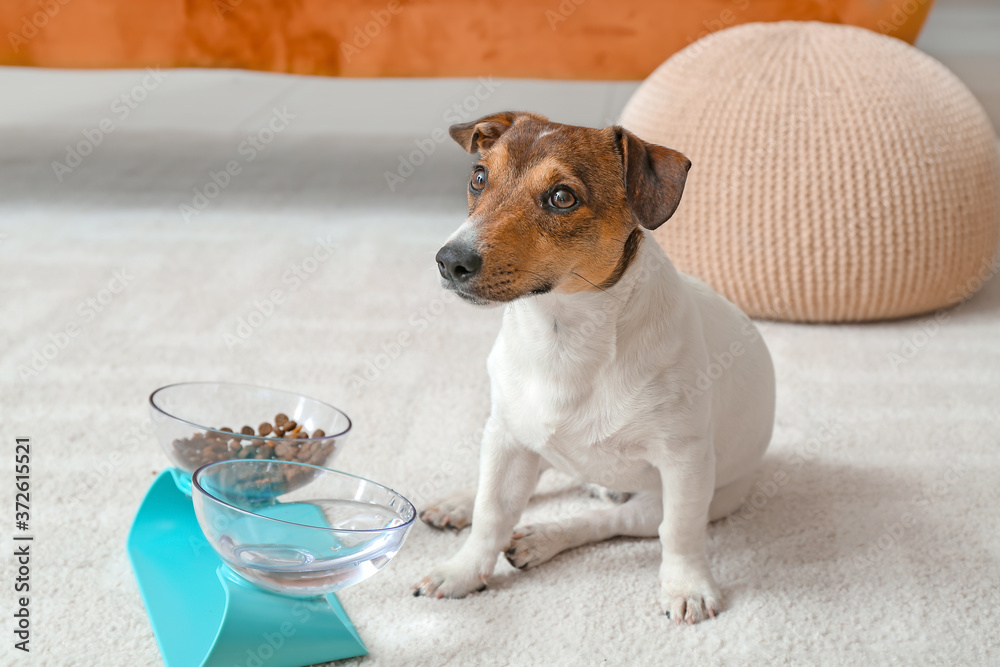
left=2, top=73, right=999, bottom=667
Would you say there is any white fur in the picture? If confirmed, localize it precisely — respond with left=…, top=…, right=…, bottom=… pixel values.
left=416, top=229, right=775, bottom=624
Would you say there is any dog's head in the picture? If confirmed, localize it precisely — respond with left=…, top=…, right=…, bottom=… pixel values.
left=435, top=111, right=690, bottom=305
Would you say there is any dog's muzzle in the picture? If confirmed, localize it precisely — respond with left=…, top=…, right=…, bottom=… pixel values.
left=436, top=241, right=482, bottom=285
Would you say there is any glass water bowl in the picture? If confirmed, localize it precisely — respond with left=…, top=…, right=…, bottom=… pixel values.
left=192, top=459, right=415, bottom=597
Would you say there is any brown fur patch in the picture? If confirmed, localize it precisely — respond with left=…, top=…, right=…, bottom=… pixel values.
left=597, top=227, right=644, bottom=290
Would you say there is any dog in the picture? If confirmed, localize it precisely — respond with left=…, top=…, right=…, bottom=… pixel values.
left=413, top=111, right=775, bottom=624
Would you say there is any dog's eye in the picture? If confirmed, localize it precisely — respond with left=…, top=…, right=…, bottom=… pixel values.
left=549, top=187, right=576, bottom=209
left=470, top=166, right=487, bottom=193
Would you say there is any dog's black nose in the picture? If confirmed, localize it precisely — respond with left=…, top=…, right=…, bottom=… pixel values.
left=436, top=243, right=482, bottom=283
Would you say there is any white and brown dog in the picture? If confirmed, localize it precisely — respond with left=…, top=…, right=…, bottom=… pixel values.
left=413, top=112, right=775, bottom=624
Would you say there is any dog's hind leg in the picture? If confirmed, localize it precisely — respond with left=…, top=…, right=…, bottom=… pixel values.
left=420, top=487, right=478, bottom=530
left=708, top=474, right=755, bottom=522
left=421, top=459, right=551, bottom=531
left=504, top=490, right=661, bottom=569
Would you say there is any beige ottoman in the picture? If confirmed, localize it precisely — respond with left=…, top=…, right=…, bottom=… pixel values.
left=620, top=21, right=1000, bottom=322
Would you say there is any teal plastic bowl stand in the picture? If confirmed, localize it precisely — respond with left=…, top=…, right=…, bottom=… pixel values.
left=127, top=469, right=368, bottom=667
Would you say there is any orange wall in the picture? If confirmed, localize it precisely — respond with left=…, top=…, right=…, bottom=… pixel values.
left=1, top=0, right=934, bottom=79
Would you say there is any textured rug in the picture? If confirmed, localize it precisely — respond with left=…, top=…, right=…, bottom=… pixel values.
left=2, top=77, right=999, bottom=667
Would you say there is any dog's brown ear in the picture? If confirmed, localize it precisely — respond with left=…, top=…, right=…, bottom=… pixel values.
left=449, top=112, right=538, bottom=154
left=613, top=127, right=691, bottom=230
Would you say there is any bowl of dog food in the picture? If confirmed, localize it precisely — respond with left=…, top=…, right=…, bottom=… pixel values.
left=149, top=382, right=351, bottom=487
left=192, top=459, right=415, bottom=596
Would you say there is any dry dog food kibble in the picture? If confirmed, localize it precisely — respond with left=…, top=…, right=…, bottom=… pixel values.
left=170, top=412, right=337, bottom=472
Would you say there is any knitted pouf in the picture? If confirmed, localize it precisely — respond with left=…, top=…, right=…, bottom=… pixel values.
left=620, top=21, right=1000, bottom=322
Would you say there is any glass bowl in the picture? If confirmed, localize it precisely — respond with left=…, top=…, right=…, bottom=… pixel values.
left=149, top=382, right=351, bottom=482
left=192, top=460, right=415, bottom=596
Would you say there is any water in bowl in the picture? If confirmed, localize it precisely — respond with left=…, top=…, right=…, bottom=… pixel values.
left=215, top=498, right=409, bottom=596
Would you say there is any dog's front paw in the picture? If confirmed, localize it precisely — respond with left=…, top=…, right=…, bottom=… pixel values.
left=413, top=557, right=490, bottom=599
left=419, top=488, right=476, bottom=531
left=659, top=561, right=722, bottom=624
